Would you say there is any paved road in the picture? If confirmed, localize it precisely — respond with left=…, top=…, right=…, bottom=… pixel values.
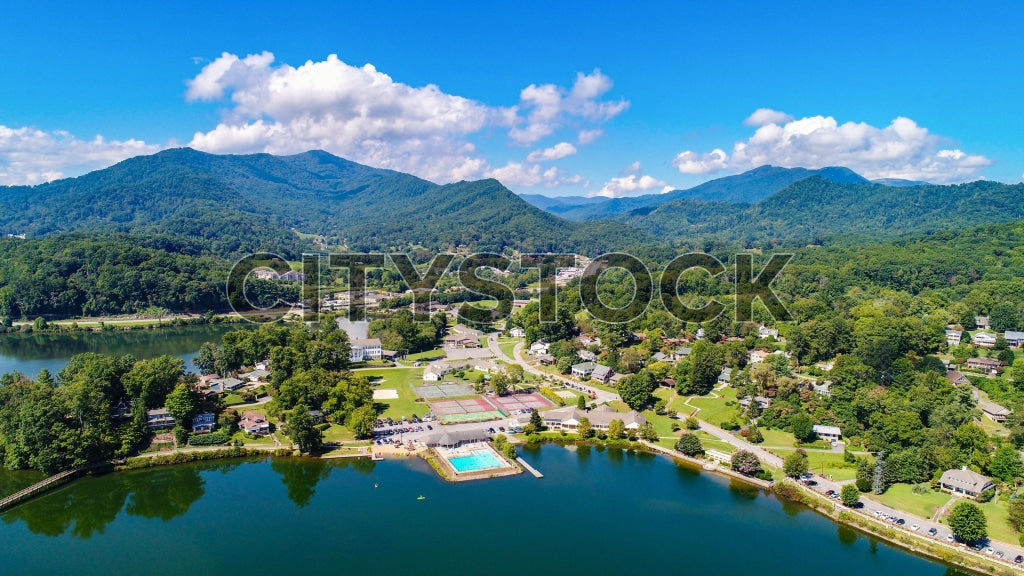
left=506, top=339, right=621, bottom=405
left=693, top=415, right=1024, bottom=566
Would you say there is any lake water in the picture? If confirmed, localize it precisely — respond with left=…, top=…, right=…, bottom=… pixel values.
left=0, top=324, right=242, bottom=379
left=0, top=445, right=967, bottom=575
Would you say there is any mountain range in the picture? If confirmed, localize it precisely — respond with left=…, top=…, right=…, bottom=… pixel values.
left=2, top=149, right=1023, bottom=258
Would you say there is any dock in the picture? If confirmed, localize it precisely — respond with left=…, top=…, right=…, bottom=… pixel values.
left=516, top=457, right=543, bottom=478
left=0, top=465, right=86, bottom=512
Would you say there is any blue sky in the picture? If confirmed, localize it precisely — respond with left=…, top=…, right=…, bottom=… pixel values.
left=2, top=1, right=1022, bottom=196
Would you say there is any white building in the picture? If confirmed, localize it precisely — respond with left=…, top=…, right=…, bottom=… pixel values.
left=972, top=332, right=997, bottom=348
left=350, top=338, right=383, bottom=362
left=812, top=424, right=842, bottom=443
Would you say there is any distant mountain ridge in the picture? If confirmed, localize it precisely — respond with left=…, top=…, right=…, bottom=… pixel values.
left=0, top=148, right=658, bottom=256
left=520, top=165, right=869, bottom=220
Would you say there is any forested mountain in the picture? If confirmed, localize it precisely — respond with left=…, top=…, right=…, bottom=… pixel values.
left=521, top=165, right=867, bottom=221
left=0, top=148, right=655, bottom=256
left=620, top=177, right=1024, bottom=249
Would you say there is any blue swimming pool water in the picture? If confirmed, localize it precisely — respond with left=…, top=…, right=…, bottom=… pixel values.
left=448, top=449, right=505, bottom=473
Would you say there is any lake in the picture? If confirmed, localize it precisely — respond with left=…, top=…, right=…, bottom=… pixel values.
left=0, top=445, right=967, bottom=575
left=0, top=324, right=243, bottom=378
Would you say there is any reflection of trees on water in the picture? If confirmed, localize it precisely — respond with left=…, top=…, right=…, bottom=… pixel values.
left=0, top=325, right=241, bottom=362
left=270, top=456, right=377, bottom=508
left=1, top=464, right=206, bottom=538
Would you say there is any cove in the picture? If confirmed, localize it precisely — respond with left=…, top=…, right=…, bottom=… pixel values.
left=0, top=445, right=967, bottom=575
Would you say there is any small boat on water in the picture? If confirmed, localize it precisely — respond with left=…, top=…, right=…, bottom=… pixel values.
left=417, top=495, right=426, bottom=501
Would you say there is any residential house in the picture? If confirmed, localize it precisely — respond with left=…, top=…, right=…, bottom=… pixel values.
left=757, top=325, right=779, bottom=339
left=813, top=380, right=832, bottom=397
left=537, top=354, right=556, bottom=366
left=972, top=332, right=997, bottom=348
left=979, top=400, right=1012, bottom=423
left=1004, top=331, right=1024, bottom=348
left=509, top=327, right=526, bottom=338
left=571, top=362, right=597, bottom=378
left=939, top=468, right=995, bottom=498
left=591, top=364, right=614, bottom=384
left=946, top=329, right=963, bottom=347
left=946, top=370, right=970, bottom=386
left=671, top=347, right=692, bottom=361
left=651, top=351, right=668, bottom=363
left=473, top=359, right=499, bottom=373
left=975, top=316, right=991, bottom=330
left=965, top=357, right=1002, bottom=373
left=717, top=367, right=732, bottom=385
left=110, top=399, right=132, bottom=420
left=748, top=350, right=770, bottom=364
left=192, top=413, right=216, bottom=434
left=209, top=377, right=245, bottom=392
left=147, top=408, right=175, bottom=431
left=529, top=341, right=551, bottom=355
left=350, top=338, right=383, bottom=362
left=239, top=368, right=270, bottom=382
left=239, top=412, right=271, bottom=436
left=577, top=335, right=601, bottom=347
left=738, top=396, right=772, bottom=410
left=577, top=350, right=598, bottom=362
left=812, top=424, right=842, bottom=444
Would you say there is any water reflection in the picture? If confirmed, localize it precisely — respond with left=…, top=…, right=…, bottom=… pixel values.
left=271, top=458, right=331, bottom=508
left=837, top=524, right=859, bottom=546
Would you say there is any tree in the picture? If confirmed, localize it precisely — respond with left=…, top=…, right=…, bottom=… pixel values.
left=783, top=450, right=809, bottom=478
left=685, top=340, right=721, bottom=395
left=165, top=383, right=198, bottom=426
left=840, top=484, right=860, bottom=507
left=675, top=433, right=704, bottom=456
left=684, top=417, right=699, bottom=430
left=607, top=418, right=625, bottom=440
left=1008, top=498, right=1024, bottom=531
left=529, top=409, right=543, bottom=431
left=577, top=417, right=593, bottom=439
left=491, top=372, right=510, bottom=396
left=639, top=422, right=658, bottom=442
left=618, top=371, right=655, bottom=411
left=577, top=394, right=587, bottom=410
left=193, top=342, right=222, bottom=375
left=288, top=404, right=323, bottom=454
left=731, top=450, right=762, bottom=476
left=856, top=458, right=874, bottom=492
left=947, top=500, right=987, bottom=544
left=746, top=426, right=764, bottom=444
left=790, top=412, right=815, bottom=443
left=873, top=451, right=886, bottom=494
left=990, top=445, right=1024, bottom=482
left=123, top=356, right=185, bottom=409
left=348, top=405, right=376, bottom=439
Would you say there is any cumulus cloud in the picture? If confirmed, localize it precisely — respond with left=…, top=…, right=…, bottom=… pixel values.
left=673, top=112, right=992, bottom=183
left=0, top=125, right=160, bottom=185
left=484, top=162, right=586, bottom=188
left=743, top=108, right=794, bottom=127
left=590, top=164, right=673, bottom=198
left=509, top=69, right=628, bottom=146
left=526, top=142, right=577, bottom=163
left=186, top=53, right=623, bottom=186
left=578, top=129, right=604, bottom=144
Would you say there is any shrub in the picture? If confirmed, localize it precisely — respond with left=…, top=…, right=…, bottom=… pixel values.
left=188, top=431, right=230, bottom=446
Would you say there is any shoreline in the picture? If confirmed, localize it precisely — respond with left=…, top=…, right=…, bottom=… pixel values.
left=2, top=436, right=1019, bottom=575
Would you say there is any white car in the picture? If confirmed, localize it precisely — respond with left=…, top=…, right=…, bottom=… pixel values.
left=985, top=547, right=995, bottom=555
left=946, top=535, right=955, bottom=542
left=910, top=524, right=920, bottom=531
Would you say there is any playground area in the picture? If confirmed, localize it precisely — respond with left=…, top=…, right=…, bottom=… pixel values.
left=429, top=397, right=505, bottom=424
left=487, top=392, right=554, bottom=413
left=414, top=382, right=476, bottom=399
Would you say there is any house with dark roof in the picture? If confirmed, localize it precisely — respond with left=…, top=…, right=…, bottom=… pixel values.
left=979, top=400, right=1012, bottom=423
left=147, top=408, right=175, bottom=431
left=591, top=364, right=614, bottom=383
left=945, top=370, right=970, bottom=386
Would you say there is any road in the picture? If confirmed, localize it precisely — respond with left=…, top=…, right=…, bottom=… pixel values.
left=692, top=414, right=1024, bottom=566
left=488, top=334, right=620, bottom=405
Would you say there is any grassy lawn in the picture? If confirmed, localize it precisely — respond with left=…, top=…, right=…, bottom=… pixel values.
left=759, top=428, right=797, bottom=447
left=643, top=411, right=679, bottom=437
left=875, top=483, right=952, bottom=519
left=323, top=424, right=357, bottom=443
left=403, top=348, right=446, bottom=362
left=772, top=448, right=861, bottom=481
left=231, top=431, right=277, bottom=446
left=355, top=367, right=429, bottom=420
left=695, top=430, right=736, bottom=454
left=976, top=496, right=1017, bottom=545
left=686, top=388, right=741, bottom=427
left=498, top=339, right=519, bottom=359
left=222, top=393, right=245, bottom=406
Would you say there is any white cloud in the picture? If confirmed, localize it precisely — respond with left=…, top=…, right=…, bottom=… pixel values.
left=485, top=162, right=585, bottom=188
left=590, top=169, right=673, bottom=198
left=623, top=161, right=642, bottom=174
left=187, top=53, right=623, bottom=186
left=743, top=108, right=794, bottom=127
left=673, top=112, right=992, bottom=183
left=509, top=69, right=628, bottom=146
left=526, top=142, right=577, bottom=163
left=0, top=125, right=160, bottom=185
left=578, top=129, right=604, bottom=145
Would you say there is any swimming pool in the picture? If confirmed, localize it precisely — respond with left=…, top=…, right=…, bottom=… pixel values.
left=448, top=449, right=506, bottom=473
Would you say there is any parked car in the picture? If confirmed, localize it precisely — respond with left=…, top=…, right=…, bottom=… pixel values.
left=927, top=527, right=937, bottom=536
left=1013, top=554, right=1022, bottom=564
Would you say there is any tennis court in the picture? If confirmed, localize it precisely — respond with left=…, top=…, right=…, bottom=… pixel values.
left=430, top=397, right=505, bottom=424
left=487, top=392, right=554, bottom=413
left=414, top=382, right=476, bottom=399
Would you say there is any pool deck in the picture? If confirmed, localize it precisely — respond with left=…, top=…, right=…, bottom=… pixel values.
left=428, top=442, right=522, bottom=482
